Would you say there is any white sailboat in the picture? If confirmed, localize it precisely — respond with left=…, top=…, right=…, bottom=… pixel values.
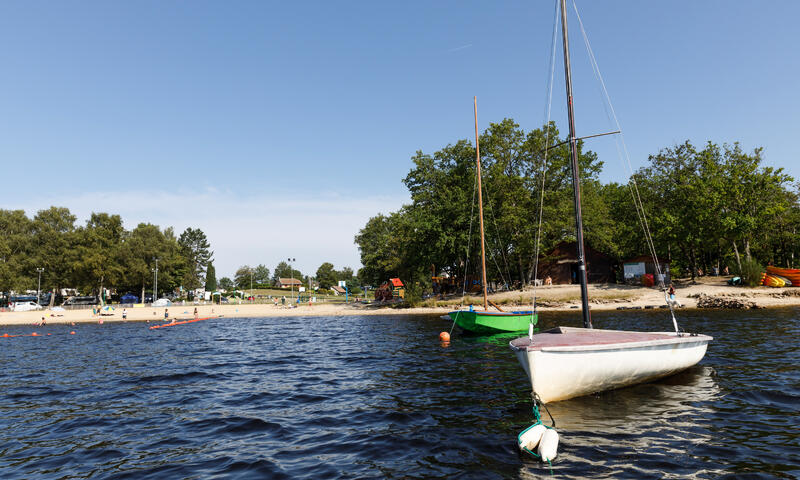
left=510, top=0, right=712, bottom=405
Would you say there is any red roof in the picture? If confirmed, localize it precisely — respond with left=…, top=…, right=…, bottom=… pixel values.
left=389, top=278, right=404, bottom=287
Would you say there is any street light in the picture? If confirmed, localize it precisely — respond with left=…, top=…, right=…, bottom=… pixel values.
left=36, top=268, right=44, bottom=304
left=152, top=258, right=159, bottom=302
left=250, top=270, right=253, bottom=303
left=288, top=257, right=296, bottom=303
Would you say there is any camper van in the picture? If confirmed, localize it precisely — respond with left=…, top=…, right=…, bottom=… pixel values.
left=63, top=296, right=100, bottom=306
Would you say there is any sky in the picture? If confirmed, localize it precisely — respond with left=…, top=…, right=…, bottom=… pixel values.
left=1, top=1, right=799, bottom=278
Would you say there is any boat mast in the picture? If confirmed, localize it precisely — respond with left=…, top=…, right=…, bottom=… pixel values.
left=559, top=0, right=592, bottom=328
left=474, top=96, right=489, bottom=311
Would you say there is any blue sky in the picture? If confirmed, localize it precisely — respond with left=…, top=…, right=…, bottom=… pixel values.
left=2, top=1, right=798, bottom=277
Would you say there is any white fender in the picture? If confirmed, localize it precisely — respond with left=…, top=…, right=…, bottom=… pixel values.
left=537, top=428, right=559, bottom=462
left=518, top=424, right=546, bottom=452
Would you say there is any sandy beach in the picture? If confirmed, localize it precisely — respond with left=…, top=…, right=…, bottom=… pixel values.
left=1, top=276, right=798, bottom=327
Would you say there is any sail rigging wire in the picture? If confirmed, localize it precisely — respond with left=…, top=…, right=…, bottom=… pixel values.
left=458, top=156, right=480, bottom=307
left=481, top=177, right=513, bottom=289
left=570, top=0, right=680, bottom=332
left=530, top=0, right=561, bottom=313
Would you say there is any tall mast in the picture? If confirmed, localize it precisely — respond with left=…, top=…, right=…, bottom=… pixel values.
left=559, top=0, right=592, bottom=328
left=474, top=96, right=488, bottom=311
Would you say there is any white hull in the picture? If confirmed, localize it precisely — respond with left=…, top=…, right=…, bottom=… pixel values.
left=510, top=327, right=712, bottom=403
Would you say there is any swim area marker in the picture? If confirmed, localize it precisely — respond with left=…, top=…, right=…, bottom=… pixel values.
left=149, top=317, right=213, bottom=330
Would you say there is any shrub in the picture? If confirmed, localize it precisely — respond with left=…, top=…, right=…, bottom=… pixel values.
left=736, top=258, right=764, bottom=287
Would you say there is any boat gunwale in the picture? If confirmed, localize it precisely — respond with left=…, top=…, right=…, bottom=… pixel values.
left=448, top=310, right=534, bottom=318
left=509, top=326, right=713, bottom=352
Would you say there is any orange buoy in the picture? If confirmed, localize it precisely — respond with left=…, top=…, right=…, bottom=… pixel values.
left=31, top=332, right=39, bottom=336
left=439, top=331, right=450, bottom=342
left=70, top=331, right=76, bottom=335
left=2, top=333, right=9, bottom=337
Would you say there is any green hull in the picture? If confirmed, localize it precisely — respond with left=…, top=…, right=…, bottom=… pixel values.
left=448, top=310, right=537, bottom=334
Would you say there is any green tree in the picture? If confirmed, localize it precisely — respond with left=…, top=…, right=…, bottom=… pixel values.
left=218, top=277, right=234, bottom=290
left=253, top=264, right=271, bottom=284
left=31, top=207, right=78, bottom=297
left=178, top=227, right=213, bottom=291
left=75, top=213, right=125, bottom=302
left=205, top=262, right=217, bottom=291
left=234, top=265, right=253, bottom=288
left=0, top=210, right=34, bottom=293
left=272, top=261, right=302, bottom=284
left=316, top=262, right=337, bottom=289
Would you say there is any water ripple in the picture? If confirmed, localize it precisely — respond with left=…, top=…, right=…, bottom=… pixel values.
left=0, top=309, right=798, bottom=478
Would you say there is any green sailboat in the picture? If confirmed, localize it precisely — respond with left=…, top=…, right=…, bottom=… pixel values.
left=448, top=97, right=537, bottom=334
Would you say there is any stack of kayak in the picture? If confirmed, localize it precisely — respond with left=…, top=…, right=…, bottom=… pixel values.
left=762, top=266, right=800, bottom=287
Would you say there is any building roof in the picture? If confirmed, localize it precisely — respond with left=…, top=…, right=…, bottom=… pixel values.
left=389, top=278, right=404, bottom=287
left=331, top=285, right=346, bottom=293
left=278, top=278, right=302, bottom=285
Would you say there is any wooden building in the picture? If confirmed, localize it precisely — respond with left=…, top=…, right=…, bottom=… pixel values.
left=538, top=241, right=615, bottom=284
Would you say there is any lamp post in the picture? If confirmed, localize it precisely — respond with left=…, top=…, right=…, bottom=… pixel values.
left=250, top=270, right=253, bottom=303
left=153, top=258, right=159, bottom=302
left=288, top=257, right=296, bottom=303
left=36, top=268, right=44, bottom=304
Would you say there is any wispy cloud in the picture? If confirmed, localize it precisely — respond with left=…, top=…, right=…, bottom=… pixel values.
left=5, top=188, right=408, bottom=277
left=445, top=43, right=473, bottom=54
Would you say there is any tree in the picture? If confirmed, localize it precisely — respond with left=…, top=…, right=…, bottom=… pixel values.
left=0, top=210, right=34, bottom=293
left=31, top=207, right=78, bottom=297
left=316, top=262, right=337, bottom=289
left=205, top=262, right=217, bottom=291
left=178, top=228, right=213, bottom=290
left=272, top=261, right=302, bottom=284
left=253, top=264, right=270, bottom=284
left=74, top=213, right=125, bottom=301
left=219, top=277, right=234, bottom=290
left=234, top=265, right=253, bottom=288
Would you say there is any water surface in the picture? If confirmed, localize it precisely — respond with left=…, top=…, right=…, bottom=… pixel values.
left=1, top=308, right=798, bottom=478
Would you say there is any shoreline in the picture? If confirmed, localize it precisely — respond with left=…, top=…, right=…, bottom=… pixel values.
left=2, top=278, right=799, bottom=326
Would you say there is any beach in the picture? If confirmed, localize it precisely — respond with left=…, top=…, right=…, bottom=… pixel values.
left=2, top=276, right=799, bottom=326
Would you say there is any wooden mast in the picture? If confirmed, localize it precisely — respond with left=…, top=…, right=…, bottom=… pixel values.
left=474, top=96, right=489, bottom=311
left=559, top=0, right=592, bottom=328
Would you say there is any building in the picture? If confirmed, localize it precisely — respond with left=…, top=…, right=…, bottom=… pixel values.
left=538, top=241, right=615, bottom=284
left=331, top=285, right=346, bottom=295
left=276, top=278, right=302, bottom=289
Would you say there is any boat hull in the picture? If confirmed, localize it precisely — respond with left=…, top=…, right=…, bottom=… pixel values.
left=510, top=327, right=712, bottom=403
left=449, top=310, right=536, bottom=334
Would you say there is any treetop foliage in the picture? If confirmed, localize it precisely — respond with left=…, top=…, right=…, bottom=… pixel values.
left=355, top=120, right=799, bottom=288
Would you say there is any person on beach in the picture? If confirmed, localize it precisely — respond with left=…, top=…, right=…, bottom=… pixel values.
left=122, top=308, right=127, bottom=320
left=194, top=307, right=198, bottom=319
left=282, top=296, right=286, bottom=305
left=164, top=308, right=169, bottom=322
left=668, top=284, right=675, bottom=300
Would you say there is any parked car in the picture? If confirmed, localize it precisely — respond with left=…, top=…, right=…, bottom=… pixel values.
left=120, top=293, right=139, bottom=304
left=63, top=296, right=100, bottom=306
left=13, top=301, right=42, bottom=312
left=152, top=298, right=172, bottom=307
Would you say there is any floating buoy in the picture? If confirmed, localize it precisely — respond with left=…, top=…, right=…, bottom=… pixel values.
left=518, top=424, right=546, bottom=452
left=2, top=333, right=9, bottom=337
left=537, top=428, right=559, bottom=462
left=31, top=332, right=39, bottom=336
left=70, top=331, right=76, bottom=335
left=439, top=331, right=450, bottom=342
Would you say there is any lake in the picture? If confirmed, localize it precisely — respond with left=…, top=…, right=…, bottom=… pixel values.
left=1, top=308, right=798, bottom=478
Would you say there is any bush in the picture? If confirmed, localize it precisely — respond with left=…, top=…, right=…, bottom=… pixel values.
left=736, top=258, right=763, bottom=287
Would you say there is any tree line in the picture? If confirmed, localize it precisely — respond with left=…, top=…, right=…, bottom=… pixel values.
left=0, top=207, right=213, bottom=300
left=226, top=261, right=359, bottom=292
left=355, top=119, right=799, bottom=290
